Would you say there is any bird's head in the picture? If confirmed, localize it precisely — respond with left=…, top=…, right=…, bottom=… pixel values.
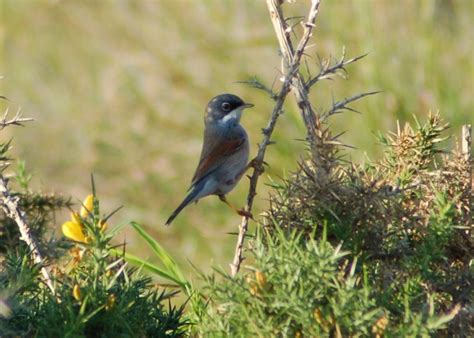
left=205, top=93, right=253, bottom=127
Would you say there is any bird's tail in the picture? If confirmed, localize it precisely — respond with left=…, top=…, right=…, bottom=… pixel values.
left=165, top=187, right=199, bottom=226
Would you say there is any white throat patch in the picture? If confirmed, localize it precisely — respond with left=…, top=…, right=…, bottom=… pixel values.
left=220, top=107, right=244, bottom=126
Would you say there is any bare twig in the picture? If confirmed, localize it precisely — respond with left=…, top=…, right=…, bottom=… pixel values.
left=0, top=176, right=55, bottom=293
left=0, top=108, right=34, bottom=130
left=321, top=91, right=380, bottom=121
left=229, top=0, right=321, bottom=277
left=306, top=49, right=368, bottom=89
left=461, top=124, right=471, bottom=163
left=461, top=124, right=472, bottom=193
left=266, top=0, right=321, bottom=139
left=236, top=77, right=278, bottom=101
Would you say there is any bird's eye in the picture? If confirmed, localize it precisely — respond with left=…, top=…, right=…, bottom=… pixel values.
left=221, top=102, right=231, bottom=112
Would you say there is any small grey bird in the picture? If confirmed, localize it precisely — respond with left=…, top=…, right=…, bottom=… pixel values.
left=165, top=93, right=253, bottom=225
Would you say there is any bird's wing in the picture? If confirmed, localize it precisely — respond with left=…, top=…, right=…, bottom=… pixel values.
left=191, top=130, right=246, bottom=186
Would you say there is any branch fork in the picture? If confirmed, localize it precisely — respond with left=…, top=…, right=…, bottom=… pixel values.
left=230, top=0, right=321, bottom=277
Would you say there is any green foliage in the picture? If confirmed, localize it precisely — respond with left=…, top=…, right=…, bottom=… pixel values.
left=118, top=223, right=212, bottom=337
left=2, top=250, right=186, bottom=337
left=118, top=222, right=190, bottom=291
left=0, top=181, right=188, bottom=337
left=0, top=161, right=72, bottom=256
left=192, top=228, right=381, bottom=336
left=190, top=226, right=464, bottom=336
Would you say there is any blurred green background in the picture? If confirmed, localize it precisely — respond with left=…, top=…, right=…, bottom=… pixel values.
left=1, top=0, right=472, bottom=280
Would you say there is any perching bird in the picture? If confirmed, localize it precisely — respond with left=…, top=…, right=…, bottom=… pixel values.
left=165, top=93, right=253, bottom=225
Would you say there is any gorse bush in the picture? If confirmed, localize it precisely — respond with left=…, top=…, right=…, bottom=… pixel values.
left=0, top=184, right=187, bottom=337
left=263, top=113, right=472, bottom=335
left=0, top=160, right=72, bottom=256
left=191, top=229, right=382, bottom=337
left=188, top=114, right=471, bottom=337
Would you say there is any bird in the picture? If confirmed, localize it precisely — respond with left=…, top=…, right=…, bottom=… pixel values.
left=165, top=93, right=254, bottom=225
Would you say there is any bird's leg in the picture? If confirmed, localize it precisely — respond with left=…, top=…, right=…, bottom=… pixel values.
left=218, top=195, right=253, bottom=219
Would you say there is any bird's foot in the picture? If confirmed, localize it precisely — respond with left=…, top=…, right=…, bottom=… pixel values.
left=237, top=208, right=253, bottom=219
left=247, top=158, right=267, bottom=173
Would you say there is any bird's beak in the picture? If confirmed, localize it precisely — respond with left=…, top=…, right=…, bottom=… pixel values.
left=242, top=103, right=254, bottom=109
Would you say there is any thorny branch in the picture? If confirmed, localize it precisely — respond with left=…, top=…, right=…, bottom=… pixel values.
left=0, top=103, right=52, bottom=292
left=0, top=108, right=34, bottom=130
left=230, top=0, right=321, bottom=277
left=231, top=0, right=375, bottom=276
left=236, top=77, right=278, bottom=101
left=266, top=0, right=375, bottom=172
left=0, top=176, right=55, bottom=294
left=306, top=50, right=368, bottom=89
left=267, top=0, right=321, bottom=139
left=321, top=91, right=380, bottom=121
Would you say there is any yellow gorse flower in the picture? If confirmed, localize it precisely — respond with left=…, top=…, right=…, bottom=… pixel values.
left=69, top=246, right=84, bottom=263
left=61, top=195, right=95, bottom=243
left=99, top=219, right=108, bottom=232
left=71, top=212, right=81, bottom=225
left=372, top=315, right=389, bottom=337
left=72, top=284, right=82, bottom=301
left=255, top=271, right=267, bottom=288
left=62, top=220, right=86, bottom=243
left=105, top=293, right=116, bottom=311
left=80, top=194, right=94, bottom=218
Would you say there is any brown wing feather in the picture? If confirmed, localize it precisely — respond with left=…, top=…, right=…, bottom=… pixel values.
left=191, top=132, right=245, bottom=185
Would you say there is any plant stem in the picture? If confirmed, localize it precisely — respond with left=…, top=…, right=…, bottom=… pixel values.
left=0, top=175, right=55, bottom=294
left=230, top=0, right=321, bottom=277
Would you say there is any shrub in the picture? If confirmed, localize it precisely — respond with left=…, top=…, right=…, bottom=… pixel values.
left=0, top=189, right=187, bottom=337
left=189, top=114, right=471, bottom=337
left=265, top=113, right=472, bottom=335
left=192, top=228, right=382, bottom=336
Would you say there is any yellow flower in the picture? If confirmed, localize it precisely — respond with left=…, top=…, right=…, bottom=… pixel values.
left=255, top=271, right=267, bottom=289
left=245, top=275, right=259, bottom=296
left=313, top=308, right=332, bottom=332
left=372, top=315, right=389, bottom=337
left=249, top=284, right=258, bottom=296
left=70, top=212, right=81, bottom=225
left=62, top=221, right=87, bottom=243
left=72, top=284, right=82, bottom=301
left=99, top=219, right=108, bottom=232
left=69, top=246, right=84, bottom=263
left=105, top=293, right=116, bottom=311
left=80, top=194, right=94, bottom=218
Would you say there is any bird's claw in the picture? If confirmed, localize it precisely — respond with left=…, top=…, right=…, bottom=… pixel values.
left=247, top=158, right=266, bottom=174
left=237, top=208, right=253, bottom=219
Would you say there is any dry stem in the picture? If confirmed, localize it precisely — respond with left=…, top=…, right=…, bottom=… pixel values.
left=267, top=0, right=321, bottom=139
left=0, top=108, right=34, bottom=130
left=229, top=0, right=321, bottom=277
left=322, top=91, right=380, bottom=120
left=0, top=176, right=54, bottom=293
left=306, top=50, right=367, bottom=89
left=461, top=124, right=471, bottom=163
left=461, top=124, right=472, bottom=193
